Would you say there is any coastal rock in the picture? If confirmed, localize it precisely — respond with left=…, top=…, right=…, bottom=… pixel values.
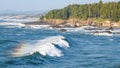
left=59, top=29, right=67, bottom=32
left=38, top=19, right=120, bottom=28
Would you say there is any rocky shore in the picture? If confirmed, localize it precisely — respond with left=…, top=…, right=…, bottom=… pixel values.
left=39, top=19, right=120, bottom=28
left=22, top=19, right=120, bottom=35
left=23, top=18, right=120, bottom=29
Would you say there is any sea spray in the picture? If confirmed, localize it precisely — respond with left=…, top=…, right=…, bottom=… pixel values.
left=11, top=35, right=69, bottom=57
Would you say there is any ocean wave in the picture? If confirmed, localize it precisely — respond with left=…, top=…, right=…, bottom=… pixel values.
left=0, top=18, right=35, bottom=23
left=91, top=32, right=113, bottom=36
left=0, top=22, right=52, bottom=29
left=57, top=26, right=97, bottom=32
left=0, top=22, right=25, bottom=28
left=24, top=25, right=51, bottom=29
left=11, top=35, right=69, bottom=57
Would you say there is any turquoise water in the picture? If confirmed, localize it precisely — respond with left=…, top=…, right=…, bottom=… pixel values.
left=0, top=26, right=120, bottom=68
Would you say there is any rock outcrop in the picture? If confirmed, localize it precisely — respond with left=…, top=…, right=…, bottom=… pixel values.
left=39, top=19, right=120, bottom=28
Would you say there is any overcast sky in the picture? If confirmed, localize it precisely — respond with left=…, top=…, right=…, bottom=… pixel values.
left=0, top=0, right=119, bottom=11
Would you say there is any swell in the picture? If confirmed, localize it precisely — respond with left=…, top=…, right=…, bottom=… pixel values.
left=5, top=53, right=47, bottom=65
left=0, top=40, right=19, bottom=44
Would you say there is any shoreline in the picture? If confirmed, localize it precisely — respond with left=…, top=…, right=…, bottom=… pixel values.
left=24, top=18, right=120, bottom=28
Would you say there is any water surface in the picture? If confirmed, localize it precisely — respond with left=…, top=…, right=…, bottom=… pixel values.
left=0, top=26, right=120, bottom=68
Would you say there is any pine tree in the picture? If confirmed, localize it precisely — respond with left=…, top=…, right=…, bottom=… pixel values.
left=43, top=1, right=120, bottom=22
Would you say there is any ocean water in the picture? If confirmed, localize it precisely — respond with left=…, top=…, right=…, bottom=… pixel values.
left=0, top=23, right=120, bottom=68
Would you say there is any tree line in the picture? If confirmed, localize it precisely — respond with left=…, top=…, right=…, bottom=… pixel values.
left=42, top=0, right=120, bottom=22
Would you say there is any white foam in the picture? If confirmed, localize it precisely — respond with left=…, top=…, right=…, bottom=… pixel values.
left=0, top=22, right=51, bottom=29
left=92, top=32, right=113, bottom=36
left=25, top=25, right=50, bottom=29
left=0, top=22, right=25, bottom=27
left=57, top=26, right=97, bottom=32
left=11, top=35, right=69, bottom=57
left=57, top=27, right=85, bottom=32
left=1, top=18, right=35, bottom=22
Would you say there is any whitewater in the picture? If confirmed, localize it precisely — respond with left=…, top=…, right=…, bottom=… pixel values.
left=11, top=35, right=69, bottom=57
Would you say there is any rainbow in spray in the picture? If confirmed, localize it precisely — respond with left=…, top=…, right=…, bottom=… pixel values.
left=11, top=35, right=69, bottom=57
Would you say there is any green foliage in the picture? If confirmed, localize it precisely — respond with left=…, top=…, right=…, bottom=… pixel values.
left=43, top=1, right=120, bottom=22
left=95, top=18, right=106, bottom=23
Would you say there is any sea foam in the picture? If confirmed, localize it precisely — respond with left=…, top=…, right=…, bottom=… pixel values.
left=11, top=35, right=69, bottom=57
left=0, top=22, right=25, bottom=28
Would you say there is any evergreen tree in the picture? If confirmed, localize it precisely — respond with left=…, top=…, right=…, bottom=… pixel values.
left=43, top=1, right=120, bottom=22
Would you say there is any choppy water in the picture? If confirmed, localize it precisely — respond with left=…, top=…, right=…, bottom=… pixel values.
left=0, top=25, right=120, bottom=68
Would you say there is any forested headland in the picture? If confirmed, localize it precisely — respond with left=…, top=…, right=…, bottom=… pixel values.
left=40, top=0, right=120, bottom=27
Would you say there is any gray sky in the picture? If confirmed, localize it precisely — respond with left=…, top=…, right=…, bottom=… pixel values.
left=0, top=0, right=119, bottom=11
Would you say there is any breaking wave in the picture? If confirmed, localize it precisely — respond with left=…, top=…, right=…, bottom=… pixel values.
left=11, top=35, right=69, bottom=57
left=0, top=22, right=25, bottom=28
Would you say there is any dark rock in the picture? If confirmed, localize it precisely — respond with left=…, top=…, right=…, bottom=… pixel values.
left=59, top=29, right=67, bottom=32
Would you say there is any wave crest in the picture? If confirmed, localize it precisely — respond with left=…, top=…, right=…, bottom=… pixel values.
left=11, top=35, right=69, bottom=57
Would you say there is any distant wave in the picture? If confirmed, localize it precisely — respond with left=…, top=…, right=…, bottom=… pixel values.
left=0, top=19, right=35, bottom=23
left=11, top=35, right=69, bottom=57
left=24, top=25, right=51, bottom=29
left=91, top=32, right=113, bottom=36
left=0, top=22, right=25, bottom=26
left=57, top=26, right=97, bottom=32
left=0, top=22, right=52, bottom=29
